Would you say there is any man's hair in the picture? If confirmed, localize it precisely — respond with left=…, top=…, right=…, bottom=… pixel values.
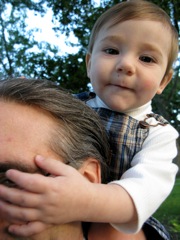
left=87, top=0, right=179, bottom=75
left=0, top=78, right=110, bottom=183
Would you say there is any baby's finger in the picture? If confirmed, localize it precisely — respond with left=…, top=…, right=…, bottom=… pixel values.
left=5, top=169, right=49, bottom=193
left=0, top=199, right=26, bottom=223
left=0, top=199, right=41, bottom=222
left=8, top=222, right=51, bottom=237
left=0, top=185, right=41, bottom=207
left=35, top=155, right=75, bottom=176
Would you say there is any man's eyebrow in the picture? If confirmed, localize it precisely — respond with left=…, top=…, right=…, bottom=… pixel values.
left=0, top=162, right=36, bottom=187
left=0, top=161, right=37, bottom=174
left=0, top=162, right=47, bottom=187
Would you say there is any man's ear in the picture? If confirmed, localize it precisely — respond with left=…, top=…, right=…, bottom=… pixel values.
left=156, top=69, right=173, bottom=95
left=85, top=53, right=91, bottom=78
left=79, top=158, right=101, bottom=183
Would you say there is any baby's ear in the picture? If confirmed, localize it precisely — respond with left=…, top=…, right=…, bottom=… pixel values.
left=85, top=53, right=91, bottom=78
left=156, top=69, right=173, bottom=95
left=79, top=158, right=101, bottom=184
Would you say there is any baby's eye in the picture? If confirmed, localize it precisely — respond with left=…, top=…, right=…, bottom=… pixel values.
left=104, top=48, right=119, bottom=55
left=140, top=56, right=155, bottom=63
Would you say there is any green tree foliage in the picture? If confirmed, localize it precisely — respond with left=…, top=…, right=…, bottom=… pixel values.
left=0, top=0, right=179, bottom=133
left=0, top=1, right=58, bottom=78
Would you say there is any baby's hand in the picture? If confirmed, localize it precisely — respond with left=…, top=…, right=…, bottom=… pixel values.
left=8, top=222, right=51, bottom=237
left=0, top=155, right=93, bottom=237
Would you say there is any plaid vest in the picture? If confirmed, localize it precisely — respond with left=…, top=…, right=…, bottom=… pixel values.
left=76, top=92, right=169, bottom=182
left=93, top=108, right=149, bottom=181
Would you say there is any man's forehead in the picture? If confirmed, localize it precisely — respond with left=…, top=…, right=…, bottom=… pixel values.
left=0, top=100, right=58, bottom=175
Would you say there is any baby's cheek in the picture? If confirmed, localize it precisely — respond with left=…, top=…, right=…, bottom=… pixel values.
left=145, top=79, right=159, bottom=90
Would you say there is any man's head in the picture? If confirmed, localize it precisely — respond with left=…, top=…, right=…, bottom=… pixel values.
left=0, top=78, right=110, bottom=239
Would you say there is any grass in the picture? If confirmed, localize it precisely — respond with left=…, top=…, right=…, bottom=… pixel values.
left=153, top=178, right=180, bottom=240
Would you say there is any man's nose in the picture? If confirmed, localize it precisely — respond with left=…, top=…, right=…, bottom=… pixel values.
left=116, top=55, right=135, bottom=75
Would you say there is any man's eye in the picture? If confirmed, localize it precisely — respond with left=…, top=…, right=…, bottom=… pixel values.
left=104, top=48, right=119, bottom=55
left=140, top=56, right=155, bottom=63
left=3, top=179, right=16, bottom=187
left=0, top=175, right=16, bottom=188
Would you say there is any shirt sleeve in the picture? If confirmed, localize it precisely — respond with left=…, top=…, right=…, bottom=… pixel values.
left=110, top=123, right=179, bottom=233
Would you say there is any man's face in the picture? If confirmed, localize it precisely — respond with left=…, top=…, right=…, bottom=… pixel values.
left=0, top=100, right=61, bottom=240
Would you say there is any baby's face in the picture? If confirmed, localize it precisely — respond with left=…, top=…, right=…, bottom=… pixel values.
left=87, top=19, right=172, bottom=112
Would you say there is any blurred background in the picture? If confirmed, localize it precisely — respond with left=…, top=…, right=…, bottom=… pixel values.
left=0, top=0, right=180, bottom=238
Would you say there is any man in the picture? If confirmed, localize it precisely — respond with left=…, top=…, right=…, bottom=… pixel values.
left=0, top=78, right=149, bottom=240
left=0, top=78, right=110, bottom=240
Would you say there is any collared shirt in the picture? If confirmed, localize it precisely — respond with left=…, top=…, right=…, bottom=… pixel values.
left=76, top=92, right=178, bottom=233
